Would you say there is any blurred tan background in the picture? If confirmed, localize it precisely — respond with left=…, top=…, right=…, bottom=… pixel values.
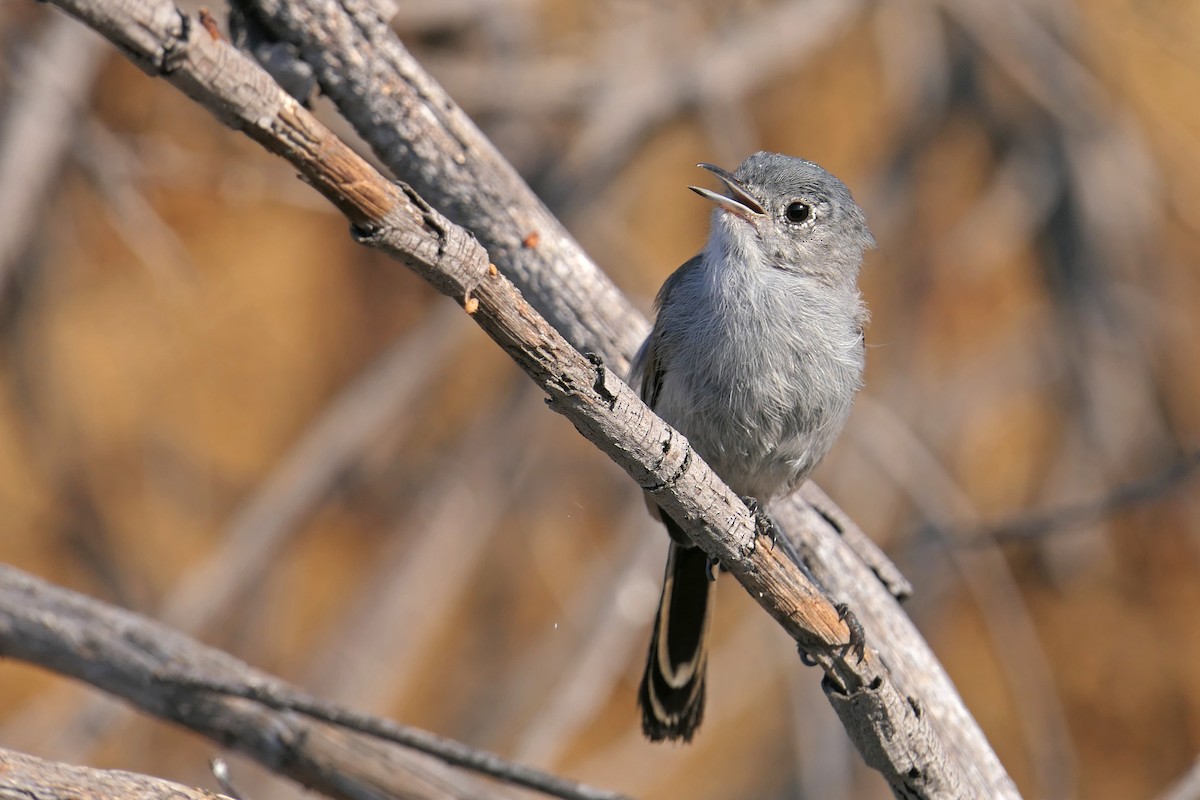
left=1, top=0, right=1199, bottom=798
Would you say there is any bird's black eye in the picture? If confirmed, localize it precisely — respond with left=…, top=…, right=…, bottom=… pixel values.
left=785, top=202, right=811, bottom=224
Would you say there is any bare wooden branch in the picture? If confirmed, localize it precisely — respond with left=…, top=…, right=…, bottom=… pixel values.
left=153, top=675, right=630, bottom=800
left=0, top=745, right=228, bottom=800
left=46, top=0, right=856, bottom=665
left=234, top=4, right=1020, bottom=797
left=232, top=0, right=648, bottom=370
left=773, top=493, right=1012, bottom=797
left=39, top=0, right=1020, bottom=796
left=0, top=565, right=617, bottom=800
left=0, top=16, right=107, bottom=296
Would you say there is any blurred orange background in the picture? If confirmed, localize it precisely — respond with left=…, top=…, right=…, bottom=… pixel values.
left=1, top=1, right=1199, bottom=798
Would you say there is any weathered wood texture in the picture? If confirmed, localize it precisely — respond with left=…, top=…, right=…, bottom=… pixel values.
left=29, top=0, right=1021, bottom=796
left=0, top=565, right=621, bottom=800
left=237, top=0, right=648, bottom=370
left=234, top=4, right=1018, bottom=796
left=0, top=746, right=228, bottom=800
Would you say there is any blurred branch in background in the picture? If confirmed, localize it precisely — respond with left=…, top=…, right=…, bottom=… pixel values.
left=298, top=383, right=543, bottom=708
left=1159, top=756, right=1200, bottom=800
left=851, top=395, right=1076, bottom=799
left=1, top=0, right=1198, bottom=798
left=950, top=449, right=1200, bottom=547
left=535, top=0, right=866, bottom=213
left=0, top=16, right=106, bottom=309
left=161, top=306, right=469, bottom=635
left=0, top=306, right=470, bottom=767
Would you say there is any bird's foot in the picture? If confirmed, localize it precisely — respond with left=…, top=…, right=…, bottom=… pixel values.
left=741, top=495, right=776, bottom=549
left=796, top=604, right=866, bottom=665
left=836, top=602, right=867, bottom=663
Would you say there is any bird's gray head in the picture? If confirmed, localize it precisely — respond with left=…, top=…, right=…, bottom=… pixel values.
left=690, top=151, right=875, bottom=283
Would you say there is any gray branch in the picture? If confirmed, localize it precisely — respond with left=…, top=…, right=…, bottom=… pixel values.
left=236, top=3, right=1017, bottom=797
left=0, top=15, right=107, bottom=296
left=33, top=0, right=1021, bottom=797
left=232, top=0, right=648, bottom=369
left=0, top=565, right=619, bottom=800
left=0, top=745, right=228, bottom=800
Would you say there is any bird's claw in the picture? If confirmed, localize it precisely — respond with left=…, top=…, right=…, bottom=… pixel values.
left=741, top=495, right=776, bottom=549
left=836, top=602, right=867, bottom=663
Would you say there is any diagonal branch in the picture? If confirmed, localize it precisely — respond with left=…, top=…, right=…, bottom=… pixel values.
left=47, top=0, right=855, bottom=679
left=0, top=15, right=107, bottom=301
left=232, top=0, right=648, bottom=368
left=236, top=3, right=1019, bottom=796
left=36, top=0, right=1018, bottom=797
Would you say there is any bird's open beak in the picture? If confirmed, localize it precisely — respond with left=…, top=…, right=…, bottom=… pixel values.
left=689, top=163, right=766, bottom=220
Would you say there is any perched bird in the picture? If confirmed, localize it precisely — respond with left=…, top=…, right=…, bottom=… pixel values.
left=632, top=152, right=874, bottom=742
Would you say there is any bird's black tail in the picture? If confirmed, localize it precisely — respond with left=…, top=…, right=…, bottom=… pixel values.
left=638, top=520, right=715, bottom=743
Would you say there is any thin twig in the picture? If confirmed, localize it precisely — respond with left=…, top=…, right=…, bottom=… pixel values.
left=949, top=450, right=1200, bottom=546
left=157, top=674, right=631, bottom=800
left=209, top=758, right=245, bottom=800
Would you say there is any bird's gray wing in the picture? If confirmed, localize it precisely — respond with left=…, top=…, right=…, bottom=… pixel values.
left=633, top=254, right=704, bottom=410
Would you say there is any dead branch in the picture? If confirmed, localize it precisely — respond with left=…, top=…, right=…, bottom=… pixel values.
left=0, top=565, right=622, bottom=800
left=0, top=16, right=107, bottom=299
left=36, top=0, right=1020, bottom=796
left=48, top=0, right=862, bottom=667
left=237, top=2, right=1020, bottom=796
left=153, top=674, right=628, bottom=800
left=231, top=0, right=648, bottom=369
left=0, top=745, right=229, bottom=800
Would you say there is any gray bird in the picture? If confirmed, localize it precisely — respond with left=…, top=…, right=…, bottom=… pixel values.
left=632, top=152, right=874, bottom=742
